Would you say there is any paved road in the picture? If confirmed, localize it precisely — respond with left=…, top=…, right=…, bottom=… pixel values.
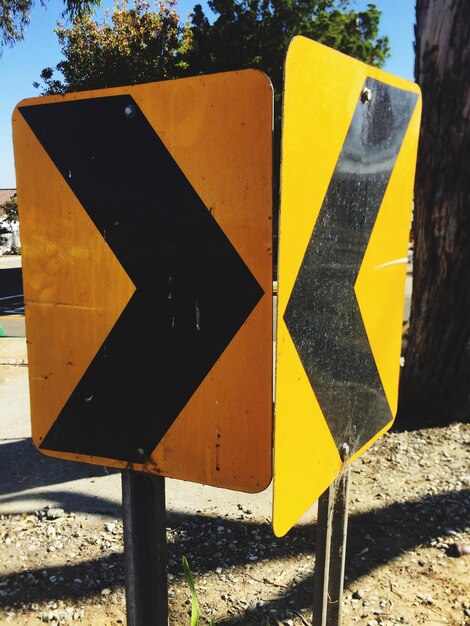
left=0, top=263, right=23, bottom=318
left=0, top=256, right=24, bottom=336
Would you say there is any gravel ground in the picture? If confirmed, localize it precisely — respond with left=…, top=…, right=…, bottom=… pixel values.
left=0, top=422, right=469, bottom=626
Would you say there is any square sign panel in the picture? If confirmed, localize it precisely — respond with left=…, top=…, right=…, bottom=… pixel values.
left=13, top=70, right=273, bottom=494
left=273, top=37, right=421, bottom=535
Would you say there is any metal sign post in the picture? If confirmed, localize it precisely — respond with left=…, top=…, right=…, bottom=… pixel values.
left=122, top=471, right=168, bottom=626
left=313, top=450, right=350, bottom=626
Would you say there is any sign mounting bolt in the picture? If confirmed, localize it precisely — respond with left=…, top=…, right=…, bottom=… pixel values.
left=360, top=88, right=372, bottom=104
left=124, top=105, right=136, bottom=118
left=340, top=443, right=350, bottom=461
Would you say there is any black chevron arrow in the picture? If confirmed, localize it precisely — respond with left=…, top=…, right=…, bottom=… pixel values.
left=20, top=95, right=264, bottom=462
left=284, top=77, right=418, bottom=455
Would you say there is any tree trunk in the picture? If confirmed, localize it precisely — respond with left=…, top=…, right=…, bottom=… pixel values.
left=397, top=0, right=470, bottom=426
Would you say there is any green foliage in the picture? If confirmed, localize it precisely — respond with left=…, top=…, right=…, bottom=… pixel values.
left=182, top=556, right=200, bottom=626
left=36, top=0, right=193, bottom=94
left=0, top=195, right=19, bottom=249
left=187, top=0, right=389, bottom=101
left=182, top=556, right=216, bottom=626
left=0, top=0, right=31, bottom=47
left=0, top=0, right=100, bottom=49
left=0, top=195, right=19, bottom=224
left=37, top=0, right=389, bottom=98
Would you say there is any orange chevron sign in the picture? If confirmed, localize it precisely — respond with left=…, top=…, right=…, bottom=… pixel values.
left=13, top=70, right=273, bottom=493
left=273, top=37, right=421, bottom=536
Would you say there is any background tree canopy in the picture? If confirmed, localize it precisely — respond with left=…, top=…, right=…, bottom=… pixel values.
left=187, top=0, right=389, bottom=105
left=0, top=194, right=18, bottom=247
left=0, top=0, right=101, bottom=48
left=0, top=194, right=18, bottom=224
left=36, top=0, right=390, bottom=96
left=36, top=0, right=193, bottom=93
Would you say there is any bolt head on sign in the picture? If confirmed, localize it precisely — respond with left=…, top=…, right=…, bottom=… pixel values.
left=13, top=70, right=273, bottom=494
left=273, top=37, right=422, bottom=536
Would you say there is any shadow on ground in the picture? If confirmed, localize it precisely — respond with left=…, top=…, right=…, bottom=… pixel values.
left=0, top=488, right=468, bottom=622
left=0, top=438, right=120, bottom=516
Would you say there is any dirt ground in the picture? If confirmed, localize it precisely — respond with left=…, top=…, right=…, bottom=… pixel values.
left=0, top=421, right=469, bottom=626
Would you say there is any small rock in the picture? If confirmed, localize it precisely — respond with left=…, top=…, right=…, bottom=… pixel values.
left=417, top=592, right=434, bottom=605
left=352, top=588, right=366, bottom=600
left=46, top=508, right=65, bottom=520
left=449, top=543, right=470, bottom=557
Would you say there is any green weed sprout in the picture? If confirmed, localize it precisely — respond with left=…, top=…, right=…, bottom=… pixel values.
left=182, top=555, right=216, bottom=626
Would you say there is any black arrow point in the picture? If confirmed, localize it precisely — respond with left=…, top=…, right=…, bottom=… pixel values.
left=284, top=78, right=418, bottom=455
left=20, top=95, right=264, bottom=462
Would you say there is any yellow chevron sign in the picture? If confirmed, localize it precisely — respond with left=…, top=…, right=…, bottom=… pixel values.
left=13, top=70, right=273, bottom=493
left=273, top=37, right=421, bottom=536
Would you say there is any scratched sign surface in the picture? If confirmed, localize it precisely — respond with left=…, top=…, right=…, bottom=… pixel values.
left=13, top=70, right=273, bottom=493
left=273, top=37, right=421, bottom=536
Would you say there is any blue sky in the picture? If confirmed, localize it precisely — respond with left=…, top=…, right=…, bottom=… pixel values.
left=0, top=0, right=416, bottom=188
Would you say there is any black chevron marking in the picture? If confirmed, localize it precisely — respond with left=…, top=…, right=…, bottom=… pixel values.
left=284, top=77, right=418, bottom=454
left=20, top=95, right=264, bottom=462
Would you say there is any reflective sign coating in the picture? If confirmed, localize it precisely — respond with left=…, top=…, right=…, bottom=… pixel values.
left=283, top=77, right=418, bottom=454
left=19, top=93, right=264, bottom=463
left=273, top=36, right=422, bottom=536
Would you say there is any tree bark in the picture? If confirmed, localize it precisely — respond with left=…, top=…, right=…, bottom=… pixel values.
left=397, top=0, right=470, bottom=426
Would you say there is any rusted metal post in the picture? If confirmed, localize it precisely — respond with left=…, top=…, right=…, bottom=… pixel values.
left=313, top=447, right=350, bottom=626
left=122, top=470, right=168, bottom=626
